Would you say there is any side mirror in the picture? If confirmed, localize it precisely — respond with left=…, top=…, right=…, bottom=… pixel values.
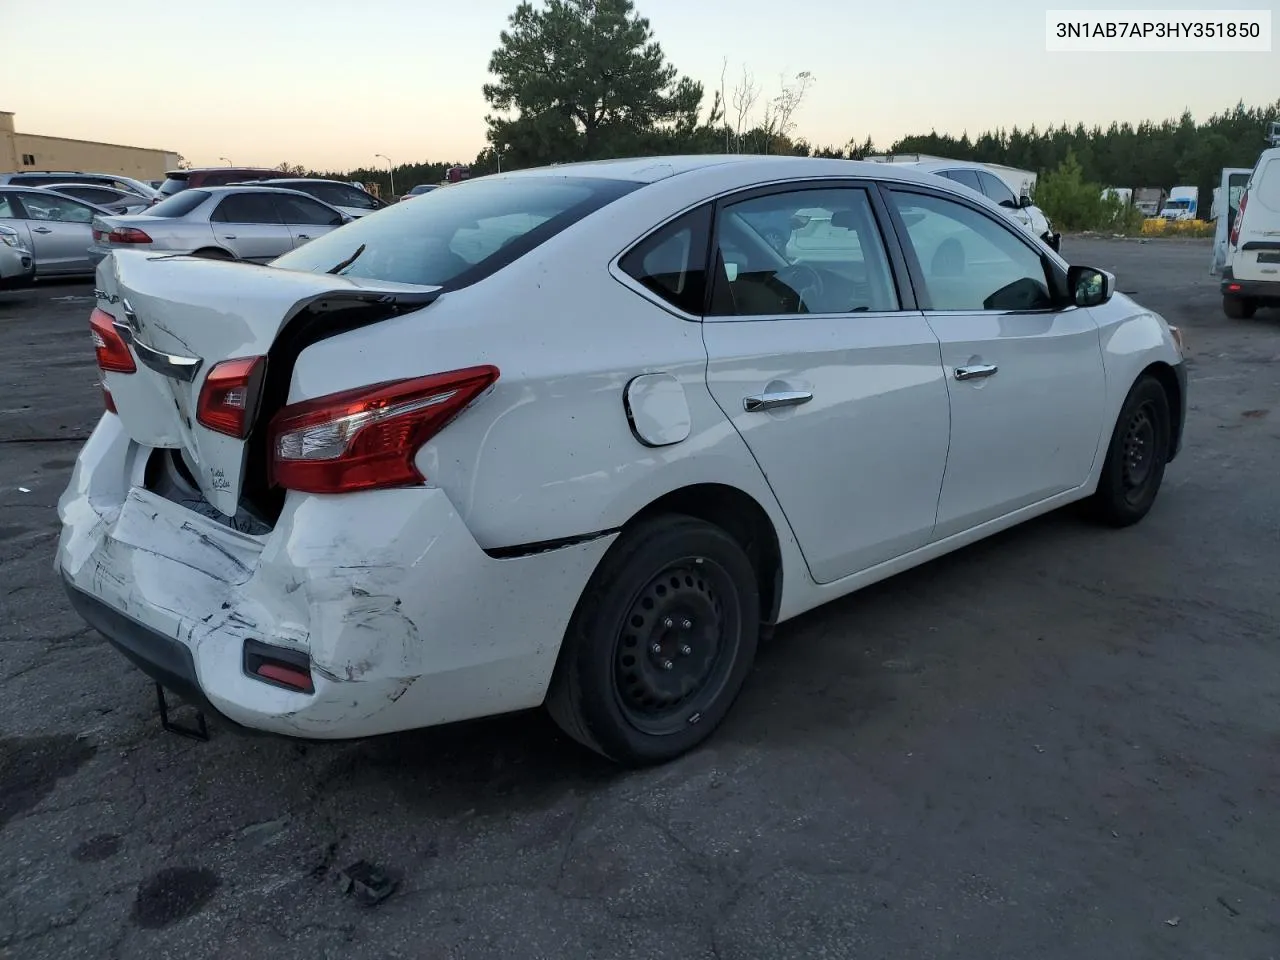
left=998, top=198, right=1018, bottom=209
left=1019, top=195, right=1034, bottom=209
left=1067, top=265, right=1115, bottom=307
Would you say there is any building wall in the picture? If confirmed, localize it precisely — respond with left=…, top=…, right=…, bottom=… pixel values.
left=0, top=111, right=175, bottom=179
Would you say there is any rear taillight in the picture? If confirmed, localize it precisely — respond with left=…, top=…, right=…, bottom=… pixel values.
left=107, top=227, right=152, bottom=244
left=89, top=308, right=135, bottom=373
left=268, top=366, right=499, bottom=494
left=1229, top=193, right=1247, bottom=247
left=196, top=357, right=267, bottom=439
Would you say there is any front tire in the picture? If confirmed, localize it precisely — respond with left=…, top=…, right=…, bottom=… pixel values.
left=1223, top=295, right=1257, bottom=320
left=1090, top=374, right=1172, bottom=527
left=547, top=515, right=760, bottom=766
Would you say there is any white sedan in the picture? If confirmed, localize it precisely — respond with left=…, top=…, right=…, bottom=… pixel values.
left=59, top=156, right=1187, bottom=766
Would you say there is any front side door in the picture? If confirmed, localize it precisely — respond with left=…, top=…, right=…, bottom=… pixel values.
left=10, top=192, right=95, bottom=274
left=699, top=183, right=951, bottom=584
left=883, top=186, right=1107, bottom=539
left=270, top=194, right=344, bottom=249
left=208, top=193, right=291, bottom=261
left=0, top=192, right=33, bottom=251
left=1212, top=167, right=1253, bottom=276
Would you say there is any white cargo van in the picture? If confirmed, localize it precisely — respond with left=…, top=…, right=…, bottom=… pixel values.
left=1221, top=146, right=1280, bottom=319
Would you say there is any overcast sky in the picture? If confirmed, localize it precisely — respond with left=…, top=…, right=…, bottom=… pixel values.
left=2, top=0, right=1274, bottom=170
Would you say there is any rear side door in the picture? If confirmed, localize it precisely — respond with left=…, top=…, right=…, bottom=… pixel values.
left=882, top=185, right=1106, bottom=537
left=270, top=194, right=345, bottom=248
left=1212, top=167, right=1254, bottom=276
left=697, top=182, right=951, bottom=584
left=208, top=193, right=290, bottom=261
left=11, top=192, right=96, bottom=274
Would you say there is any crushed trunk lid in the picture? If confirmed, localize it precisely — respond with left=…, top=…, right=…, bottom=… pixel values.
left=97, top=250, right=440, bottom=517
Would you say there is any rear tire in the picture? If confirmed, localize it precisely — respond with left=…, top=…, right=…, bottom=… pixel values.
left=1090, top=375, right=1171, bottom=528
left=191, top=247, right=234, bottom=261
left=546, top=515, right=759, bottom=766
left=1223, top=295, right=1257, bottom=319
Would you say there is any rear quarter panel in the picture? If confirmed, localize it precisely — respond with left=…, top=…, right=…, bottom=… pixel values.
left=287, top=172, right=809, bottom=599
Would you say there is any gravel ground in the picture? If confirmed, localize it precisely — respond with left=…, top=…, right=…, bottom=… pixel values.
left=1, top=239, right=1278, bottom=960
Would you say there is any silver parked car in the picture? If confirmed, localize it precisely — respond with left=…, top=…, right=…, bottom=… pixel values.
left=0, top=185, right=108, bottom=277
left=38, top=183, right=152, bottom=216
left=0, top=171, right=159, bottom=202
left=88, top=186, right=350, bottom=265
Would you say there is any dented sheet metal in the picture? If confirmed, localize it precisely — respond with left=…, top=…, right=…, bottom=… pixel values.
left=57, top=419, right=618, bottom=739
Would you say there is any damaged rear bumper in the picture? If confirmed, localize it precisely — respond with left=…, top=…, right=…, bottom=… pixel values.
left=56, top=417, right=617, bottom=739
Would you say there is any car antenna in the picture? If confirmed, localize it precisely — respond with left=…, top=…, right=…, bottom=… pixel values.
left=326, top=243, right=366, bottom=275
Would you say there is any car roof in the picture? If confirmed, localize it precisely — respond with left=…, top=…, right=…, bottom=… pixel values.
left=487, top=154, right=974, bottom=189
left=164, top=167, right=279, bottom=177
left=172, top=185, right=344, bottom=205
left=4, top=184, right=112, bottom=208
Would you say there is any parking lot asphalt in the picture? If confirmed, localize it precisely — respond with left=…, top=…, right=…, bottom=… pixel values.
left=2, top=240, right=1278, bottom=960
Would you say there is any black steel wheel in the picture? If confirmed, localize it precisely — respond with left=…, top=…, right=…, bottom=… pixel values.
left=547, top=515, right=760, bottom=766
left=1091, top=374, right=1171, bottom=527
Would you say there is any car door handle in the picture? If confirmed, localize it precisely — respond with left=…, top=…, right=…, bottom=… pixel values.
left=32, top=226, right=53, bottom=234
left=954, top=364, right=998, bottom=381
left=743, top=390, right=813, bottom=412
left=296, top=234, right=311, bottom=240
left=222, top=234, right=237, bottom=239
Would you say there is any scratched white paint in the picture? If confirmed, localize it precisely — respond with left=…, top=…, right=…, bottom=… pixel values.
left=56, top=156, right=1187, bottom=741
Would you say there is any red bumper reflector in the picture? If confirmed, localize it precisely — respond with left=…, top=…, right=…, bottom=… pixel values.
left=254, top=662, right=314, bottom=694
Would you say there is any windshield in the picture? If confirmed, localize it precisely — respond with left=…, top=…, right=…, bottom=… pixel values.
left=270, top=175, right=639, bottom=286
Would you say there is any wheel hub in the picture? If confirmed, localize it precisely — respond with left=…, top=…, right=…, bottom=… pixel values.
left=1122, top=406, right=1155, bottom=489
left=615, top=563, right=723, bottom=718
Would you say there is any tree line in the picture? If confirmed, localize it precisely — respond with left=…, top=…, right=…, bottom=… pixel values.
left=298, top=0, right=1278, bottom=212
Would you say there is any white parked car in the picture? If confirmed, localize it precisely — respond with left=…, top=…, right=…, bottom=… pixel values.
left=59, top=156, right=1186, bottom=765
left=895, top=159, right=1060, bottom=252
left=0, top=224, right=35, bottom=289
left=1220, top=146, right=1280, bottom=319
left=88, top=186, right=350, bottom=265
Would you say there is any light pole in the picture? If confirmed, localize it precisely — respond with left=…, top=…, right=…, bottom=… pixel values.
left=375, top=154, right=395, bottom=198
left=496, top=149, right=502, bottom=173
left=219, top=156, right=232, bottom=166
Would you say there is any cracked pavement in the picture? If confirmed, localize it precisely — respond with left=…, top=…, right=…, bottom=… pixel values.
left=1, top=240, right=1278, bottom=959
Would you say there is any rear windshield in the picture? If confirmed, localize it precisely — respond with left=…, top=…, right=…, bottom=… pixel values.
left=270, top=175, right=639, bottom=287
left=146, top=190, right=210, bottom=218
left=158, top=175, right=190, bottom=197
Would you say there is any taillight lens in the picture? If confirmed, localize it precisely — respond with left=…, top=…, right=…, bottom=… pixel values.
left=89, top=308, right=135, bottom=373
left=268, top=365, right=499, bottom=494
left=107, top=227, right=152, bottom=244
left=197, top=357, right=267, bottom=438
left=1229, top=193, right=1247, bottom=247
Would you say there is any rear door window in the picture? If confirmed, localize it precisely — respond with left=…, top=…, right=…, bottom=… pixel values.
left=939, top=169, right=982, bottom=193
left=270, top=176, right=639, bottom=287
left=619, top=206, right=712, bottom=315
left=710, top=186, right=900, bottom=316
left=211, top=193, right=283, bottom=224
